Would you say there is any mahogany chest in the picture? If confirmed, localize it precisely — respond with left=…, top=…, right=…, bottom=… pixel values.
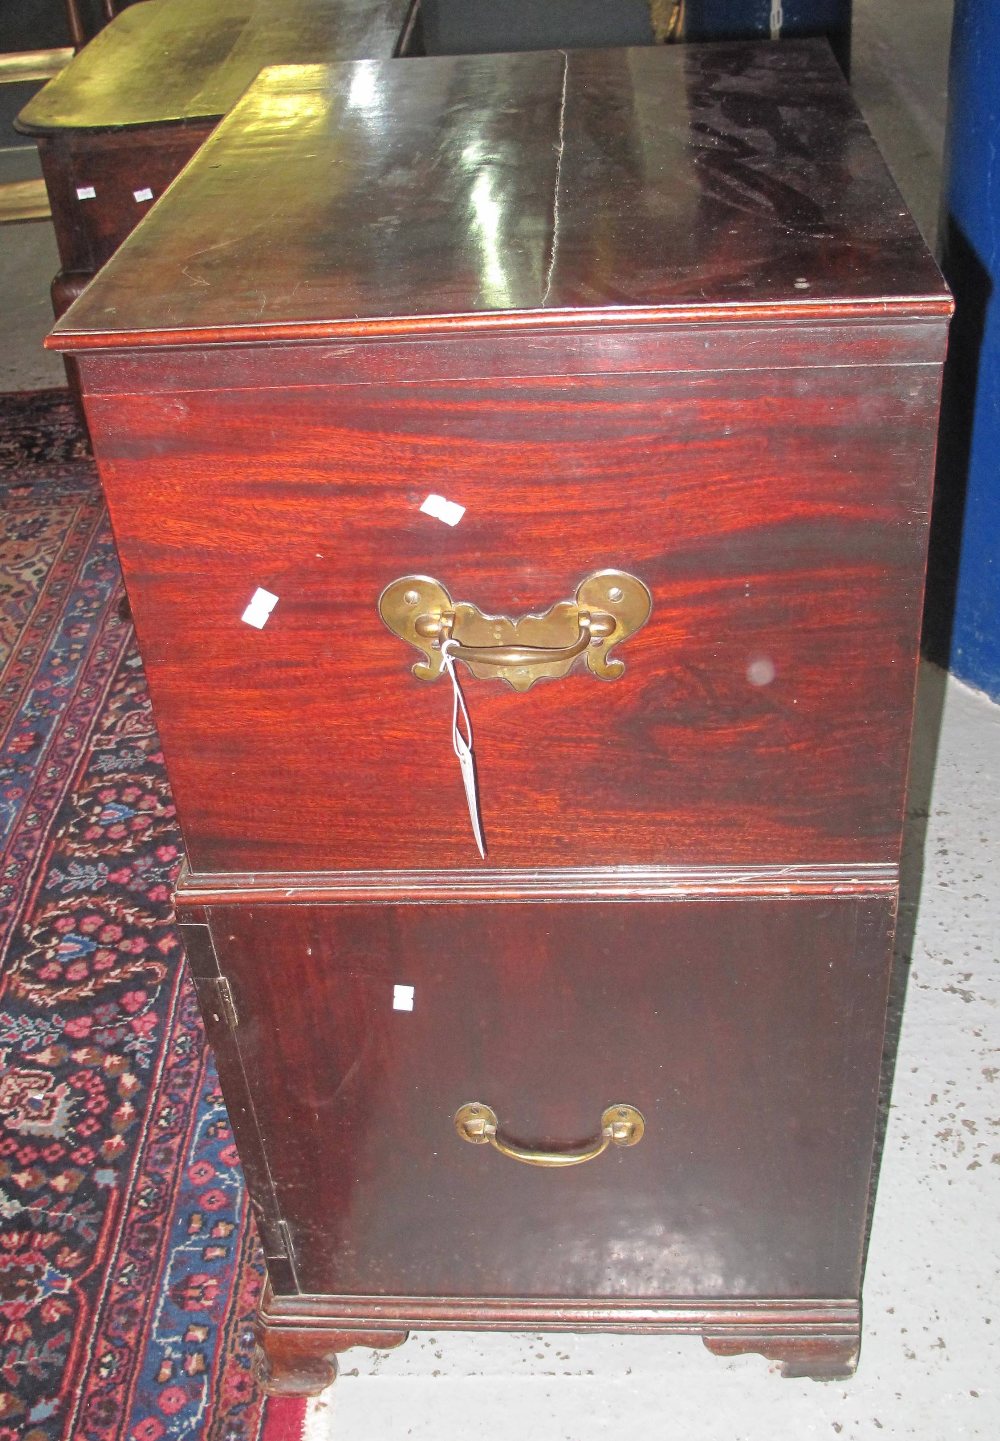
left=49, top=42, right=951, bottom=1391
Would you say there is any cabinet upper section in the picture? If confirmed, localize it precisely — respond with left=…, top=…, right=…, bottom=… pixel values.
left=48, top=42, right=950, bottom=352
left=82, top=357, right=941, bottom=876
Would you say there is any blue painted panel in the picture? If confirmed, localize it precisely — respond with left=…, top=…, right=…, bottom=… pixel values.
left=685, top=0, right=848, bottom=31
left=932, top=0, right=1000, bottom=698
left=683, top=0, right=852, bottom=69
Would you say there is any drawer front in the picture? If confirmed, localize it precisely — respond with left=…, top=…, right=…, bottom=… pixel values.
left=88, top=358, right=937, bottom=873
left=204, top=896, right=893, bottom=1301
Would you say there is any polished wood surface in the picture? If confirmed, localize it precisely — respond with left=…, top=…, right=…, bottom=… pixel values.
left=55, top=44, right=949, bottom=1387
left=22, top=0, right=416, bottom=412
left=195, top=896, right=893, bottom=1300
left=49, top=42, right=949, bottom=350
left=17, top=0, right=416, bottom=132
left=703, top=1333, right=860, bottom=1381
left=40, top=124, right=210, bottom=280
left=81, top=338, right=941, bottom=874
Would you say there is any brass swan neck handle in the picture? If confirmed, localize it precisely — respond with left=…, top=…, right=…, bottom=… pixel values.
left=379, top=570, right=652, bottom=691
left=415, top=609, right=616, bottom=670
left=454, top=1103, right=645, bottom=1168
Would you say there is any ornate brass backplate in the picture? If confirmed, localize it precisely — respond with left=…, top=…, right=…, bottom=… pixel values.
left=378, top=570, right=652, bottom=691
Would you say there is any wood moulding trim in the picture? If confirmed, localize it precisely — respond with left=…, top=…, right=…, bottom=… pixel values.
left=47, top=293, right=954, bottom=353
left=176, top=862, right=898, bottom=906
left=74, top=316, right=949, bottom=397
left=258, top=1284, right=860, bottom=1338
left=253, top=1288, right=862, bottom=1388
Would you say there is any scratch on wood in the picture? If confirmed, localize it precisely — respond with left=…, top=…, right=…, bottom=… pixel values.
left=541, top=51, right=569, bottom=308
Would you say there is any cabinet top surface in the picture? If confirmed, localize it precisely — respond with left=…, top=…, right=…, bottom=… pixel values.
left=49, top=43, right=950, bottom=351
left=16, top=0, right=413, bottom=134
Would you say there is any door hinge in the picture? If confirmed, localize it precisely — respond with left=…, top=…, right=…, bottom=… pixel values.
left=215, top=976, right=239, bottom=1031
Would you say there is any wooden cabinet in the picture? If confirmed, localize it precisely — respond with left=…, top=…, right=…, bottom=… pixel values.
left=49, top=42, right=951, bottom=1391
left=15, top=0, right=416, bottom=311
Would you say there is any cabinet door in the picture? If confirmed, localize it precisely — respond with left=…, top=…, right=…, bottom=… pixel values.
left=205, top=895, right=893, bottom=1303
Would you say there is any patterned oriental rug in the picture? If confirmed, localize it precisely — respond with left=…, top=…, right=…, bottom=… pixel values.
left=0, top=391, right=306, bottom=1441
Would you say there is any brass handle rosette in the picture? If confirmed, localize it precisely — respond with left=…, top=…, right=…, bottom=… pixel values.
left=454, top=1102, right=645, bottom=1168
left=378, top=570, right=652, bottom=692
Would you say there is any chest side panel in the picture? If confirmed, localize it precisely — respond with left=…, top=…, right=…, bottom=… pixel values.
left=206, top=895, right=894, bottom=1301
left=86, top=353, right=939, bottom=873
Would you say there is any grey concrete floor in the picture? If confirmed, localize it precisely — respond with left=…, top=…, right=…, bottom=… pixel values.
left=851, top=0, right=953, bottom=248
left=2, top=2, right=998, bottom=1438
left=0, top=219, right=64, bottom=391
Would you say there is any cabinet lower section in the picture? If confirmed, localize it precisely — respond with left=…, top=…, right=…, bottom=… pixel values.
left=178, top=884, right=896, bottom=1389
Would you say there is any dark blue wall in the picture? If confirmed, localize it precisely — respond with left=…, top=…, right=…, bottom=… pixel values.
left=927, top=0, right=1000, bottom=699
left=684, top=1, right=852, bottom=72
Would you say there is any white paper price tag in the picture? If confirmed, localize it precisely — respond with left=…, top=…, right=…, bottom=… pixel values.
left=440, top=641, right=486, bottom=859
left=420, top=493, right=465, bottom=527
left=241, top=587, right=279, bottom=628
left=392, top=984, right=415, bottom=1011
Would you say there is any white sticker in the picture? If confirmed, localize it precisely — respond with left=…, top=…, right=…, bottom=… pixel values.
left=392, top=984, right=415, bottom=1012
left=133, top=187, right=154, bottom=203
left=76, top=185, right=97, bottom=200
left=241, top=587, right=279, bottom=628
left=420, top=493, right=465, bottom=527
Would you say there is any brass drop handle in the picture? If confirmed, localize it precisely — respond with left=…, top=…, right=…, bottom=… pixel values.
left=415, top=609, right=616, bottom=670
left=378, top=570, right=652, bottom=691
left=454, top=1102, right=645, bottom=1168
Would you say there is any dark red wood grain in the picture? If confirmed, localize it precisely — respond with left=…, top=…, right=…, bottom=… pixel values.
left=83, top=350, right=941, bottom=874
left=204, top=896, right=893, bottom=1301
left=75, top=319, right=949, bottom=393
